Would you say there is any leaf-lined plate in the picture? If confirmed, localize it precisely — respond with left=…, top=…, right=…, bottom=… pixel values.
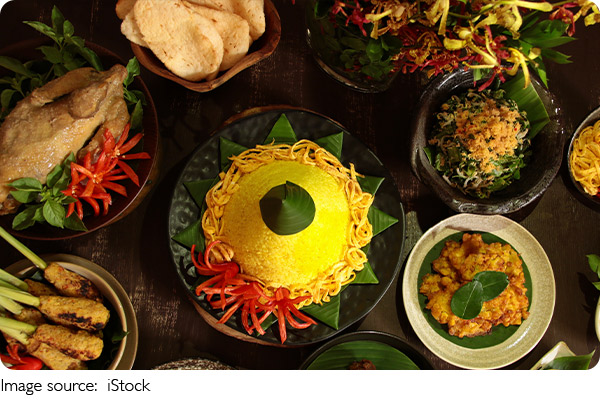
left=167, top=107, right=405, bottom=346
left=299, top=331, right=432, bottom=370
left=403, top=213, right=555, bottom=369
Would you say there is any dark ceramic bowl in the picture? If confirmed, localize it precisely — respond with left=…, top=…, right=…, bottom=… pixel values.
left=299, top=330, right=433, bottom=369
left=0, top=38, right=160, bottom=240
left=410, top=69, right=566, bottom=214
left=566, top=105, right=600, bottom=210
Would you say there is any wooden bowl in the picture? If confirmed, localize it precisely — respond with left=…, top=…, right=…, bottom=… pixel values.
left=130, top=0, right=281, bottom=92
left=0, top=38, right=161, bottom=240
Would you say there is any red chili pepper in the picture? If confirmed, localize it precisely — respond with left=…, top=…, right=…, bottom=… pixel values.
left=190, top=242, right=317, bottom=343
left=1, top=346, right=43, bottom=370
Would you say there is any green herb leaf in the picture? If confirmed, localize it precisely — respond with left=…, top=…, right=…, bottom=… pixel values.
left=42, top=199, right=66, bottom=228
left=259, top=181, right=316, bottom=236
left=543, top=351, right=595, bottom=370
left=0, top=56, right=33, bottom=78
left=8, top=190, right=39, bottom=204
left=11, top=206, right=40, bottom=230
left=587, top=254, right=600, bottom=275
left=64, top=213, right=87, bottom=231
left=23, top=21, right=58, bottom=43
left=451, top=280, right=484, bottom=320
left=124, top=57, right=140, bottom=87
left=263, top=114, right=297, bottom=145
left=7, top=178, right=43, bottom=192
left=474, top=271, right=509, bottom=301
left=129, top=100, right=143, bottom=131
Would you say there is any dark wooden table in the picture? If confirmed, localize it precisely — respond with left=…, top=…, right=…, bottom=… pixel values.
left=1, top=0, right=599, bottom=370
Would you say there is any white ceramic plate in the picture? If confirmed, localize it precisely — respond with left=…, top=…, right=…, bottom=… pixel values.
left=5, top=254, right=138, bottom=370
left=402, top=214, right=555, bottom=369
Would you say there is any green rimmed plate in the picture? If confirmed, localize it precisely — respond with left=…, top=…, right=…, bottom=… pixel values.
left=403, top=214, right=555, bottom=369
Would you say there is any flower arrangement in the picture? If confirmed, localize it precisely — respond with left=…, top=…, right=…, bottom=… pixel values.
left=307, top=0, right=600, bottom=89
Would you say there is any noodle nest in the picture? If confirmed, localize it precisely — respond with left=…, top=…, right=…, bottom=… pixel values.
left=570, top=119, right=600, bottom=196
left=202, top=139, right=374, bottom=307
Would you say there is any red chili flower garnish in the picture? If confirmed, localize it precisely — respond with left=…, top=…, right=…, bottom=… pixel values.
left=1, top=345, right=43, bottom=370
left=63, top=123, right=150, bottom=219
left=191, top=241, right=317, bottom=343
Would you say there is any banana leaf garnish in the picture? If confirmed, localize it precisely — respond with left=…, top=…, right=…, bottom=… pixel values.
left=260, top=181, right=316, bottom=236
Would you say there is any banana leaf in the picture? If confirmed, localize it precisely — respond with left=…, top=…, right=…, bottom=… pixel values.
left=263, top=114, right=297, bottom=144
left=418, top=231, right=532, bottom=349
left=306, top=340, right=420, bottom=370
left=315, top=131, right=343, bottom=159
left=501, top=72, right=550, bottom=139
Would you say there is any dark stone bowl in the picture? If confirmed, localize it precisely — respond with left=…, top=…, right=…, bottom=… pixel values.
left=409, top=69, right=567, bottom=215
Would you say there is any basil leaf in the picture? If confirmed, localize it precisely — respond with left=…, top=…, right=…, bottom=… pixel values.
left=11, top=206, right=39, bottom=230
left=64, top=213, right=87, bottom=231
left=473, top=271, right=509, bottom=301
left=124, top=57, right=140, bottom=87
left=260, top=181, right=316, bottom=236
left=9, top=190, right=39, bottom=204
left=130, top=99, right=143, bottom=131
left=0, top=56, right=34, bottom=77
left=51, top=5, right=65, bottom=35
left=451, top=280, right=484, bottom=320
left=24, top=21, right=58, bottom=43
left=7, top=178, right=43, bottom=191
left=43, top=199, right=66, bottom=228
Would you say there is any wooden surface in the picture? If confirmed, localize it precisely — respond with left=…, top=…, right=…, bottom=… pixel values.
left=1, top=0, right=599, bottom=370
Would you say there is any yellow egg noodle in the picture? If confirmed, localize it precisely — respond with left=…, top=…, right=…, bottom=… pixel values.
left=202, top=139, right=374, bottom=307
left=570, top=120, right=600, bottom=196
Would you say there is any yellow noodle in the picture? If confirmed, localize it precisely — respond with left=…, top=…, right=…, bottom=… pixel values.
left=570, top=120, right=600, bottom=196
left=202, top=140, right=374, bottom=308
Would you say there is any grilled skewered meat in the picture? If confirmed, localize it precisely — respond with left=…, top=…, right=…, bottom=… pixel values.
left=25, top=279, right=59, bottom=297
left=26, top=340, right=87, bottom=370
left=43, top=263, right=103, bottom=302
left=38, top=296, right=109, bottom=332
left=32, top=324, right=103, bottom=361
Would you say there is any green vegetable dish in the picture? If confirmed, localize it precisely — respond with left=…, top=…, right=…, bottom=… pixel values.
left=426, top=88, right=531, bottom=199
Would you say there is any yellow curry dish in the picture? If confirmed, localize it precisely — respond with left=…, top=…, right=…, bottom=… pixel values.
left=419, top=233, right=529, bottom=338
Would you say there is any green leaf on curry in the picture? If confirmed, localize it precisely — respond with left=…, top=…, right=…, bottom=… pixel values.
left=418, top=231, right=533, bottom=349
left=263, top=113, right=297, bottom=145
left=315, top=132, right=343, bottom=160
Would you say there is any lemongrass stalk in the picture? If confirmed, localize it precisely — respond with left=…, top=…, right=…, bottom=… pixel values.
left=0, top=226, right=47, bottom=270
left=0, top=295, right=24, bottom=315
left=0, top=278, right=20, bottom=291
left=0, top=316, right=36, bottom=335
left=0, top=326, right=30, bottom=345
left=0, top=269, right=28, bottom=292
left=0, top=286, right=40, bottom=307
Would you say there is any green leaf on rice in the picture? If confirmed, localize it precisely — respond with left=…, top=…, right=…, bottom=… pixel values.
left=259, top=181, right=316, bottom=235
left=263, top=114, right=297, bottom=144
left=172, top=218, right=204, bottom=251
left=368, top=206, right=398, bottom=237
left=306, top=340, right=420, bottom=370
left=501, top=72, right=550, bottom=139
left=357, top=175, right=385, bottom=196
left=353, top=261, right=379, bottom=284
left=302, top=293, right=341, bottom=329
left=220, top=137, right=247, bottom=171
left=184, top=179, right=214, bottom=209
left=315, top=132, right=343, bottom=159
